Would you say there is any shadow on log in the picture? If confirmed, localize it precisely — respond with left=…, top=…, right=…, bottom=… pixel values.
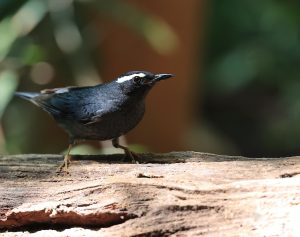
left=1, top=152, right=300, bottom=236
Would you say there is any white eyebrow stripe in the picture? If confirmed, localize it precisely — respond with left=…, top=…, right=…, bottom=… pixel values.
left=116, top=73, right=146, bottom=83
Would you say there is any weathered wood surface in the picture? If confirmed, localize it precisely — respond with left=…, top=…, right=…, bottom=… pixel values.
left=1, top=152, right=300, bottom=236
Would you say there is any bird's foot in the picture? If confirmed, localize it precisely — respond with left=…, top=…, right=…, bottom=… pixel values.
left=56, top=154, right=71, bottom=174
left=112, top=138, right=141, bottom=163
left=124, top=149, right=140, bottom=164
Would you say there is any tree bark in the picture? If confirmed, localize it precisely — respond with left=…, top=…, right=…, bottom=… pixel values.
left=1, top=152, right=300, bottom=236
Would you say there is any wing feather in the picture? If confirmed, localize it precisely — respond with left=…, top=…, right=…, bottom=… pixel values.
left=32, top=85, right=118, bottom=125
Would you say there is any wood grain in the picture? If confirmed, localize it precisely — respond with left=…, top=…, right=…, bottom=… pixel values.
left=1, top=152, right=300, bottom=236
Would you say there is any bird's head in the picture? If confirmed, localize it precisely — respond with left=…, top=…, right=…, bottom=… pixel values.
left=115, top=71, right=173, bottom=96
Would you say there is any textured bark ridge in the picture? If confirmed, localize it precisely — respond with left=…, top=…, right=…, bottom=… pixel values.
left=1, top=152, right=300, bottom=236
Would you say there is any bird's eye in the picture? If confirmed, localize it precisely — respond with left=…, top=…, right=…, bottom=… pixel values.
left=133, top=76, right=143, bottom=84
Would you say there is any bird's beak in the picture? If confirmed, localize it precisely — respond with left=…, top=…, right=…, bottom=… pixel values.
left=154, top=73, right=174, bottom=82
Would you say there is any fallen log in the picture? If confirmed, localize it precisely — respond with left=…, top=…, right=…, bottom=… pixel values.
left=1, top=152, right=300, bottom=236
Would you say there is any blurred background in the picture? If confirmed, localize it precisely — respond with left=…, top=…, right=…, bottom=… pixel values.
left=1, top=0, right=300, bottom=157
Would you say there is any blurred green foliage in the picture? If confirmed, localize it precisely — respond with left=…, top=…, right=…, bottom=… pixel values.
left=203, top=0, right=300, bottom=156
left=0, top=0, right=177, bottom=154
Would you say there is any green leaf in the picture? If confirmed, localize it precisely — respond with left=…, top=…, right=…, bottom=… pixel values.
left=0, top=0, right=28, bottom=22
left=0, top=70, right=19, bottom=118
left=0, top=0, right=47, bottom=61
left=0, top=18, right=17, bottom=60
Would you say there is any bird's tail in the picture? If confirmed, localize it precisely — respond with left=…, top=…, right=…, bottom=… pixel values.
left=15, top=92, right=40, bottom=101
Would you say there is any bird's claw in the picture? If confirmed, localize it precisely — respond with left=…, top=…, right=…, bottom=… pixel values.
left=124, top=150, right=140, bottom=164
left=56, top=154, right=71, bottom=174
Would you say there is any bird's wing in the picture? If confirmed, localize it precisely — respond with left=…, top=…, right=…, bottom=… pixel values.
left=33, top=85, right=118, bottom=125
left=79, top=108, right=108, bottom=125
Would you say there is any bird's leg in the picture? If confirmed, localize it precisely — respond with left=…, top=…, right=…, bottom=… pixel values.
left=57, top=142, right=74, bottom=173
left=112, top=137, right=140, bottom=163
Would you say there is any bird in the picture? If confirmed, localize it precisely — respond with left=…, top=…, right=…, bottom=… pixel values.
left=15, top=71, right=173, bottom=172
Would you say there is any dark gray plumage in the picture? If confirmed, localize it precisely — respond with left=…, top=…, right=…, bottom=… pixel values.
left=15, top=71, right=173, bottom=172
